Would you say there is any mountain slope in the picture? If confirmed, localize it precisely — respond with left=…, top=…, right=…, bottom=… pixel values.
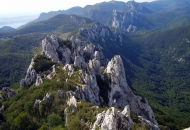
left=19, top=6, right=83, bottom=29
left=12, top=0, right=190, bottom=33
left=142, top=0, right=190, bottom=29
left=0, top=33, right=46, bottom=88
left=0, top=34, right=159, bottom=130
left=112, top=10, right=154, bottom=32
left=0, top=26, right=16, bottom=33
left=19, top=14, right=94, bottom=34
left=20, top=1, right=153, bottom=32
left=127, top=25, right=190, bottom=129
left=142, top=0, right=190, bottom=13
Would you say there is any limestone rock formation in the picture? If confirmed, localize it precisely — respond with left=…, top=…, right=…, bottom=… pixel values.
left=2, top=87, right=16, bottom=98
left=46, top=65, right=56, bottom=79
left=20, top=58, right=37, bottom=88
left=112, top=9, right=153, bottom=32
left=71, top=22, right=123, bottom=46
left=63, top=64, right=74, bottom=77
left=92, top=106, right=133, bottom=130
left=67, top=96, right=77, bottom=107
left=139, top=116, right=159, bottom=130
left=0, top=94, right=4, bottom=100
left=42, top=35, right=71, bottom=64
left=104, top=55, right=158, bottom=125
left=20, top=33, right=159, bottom=129
left=34, top=99, right=41, bottom=106
left=35, top=75, right=43, bottom=86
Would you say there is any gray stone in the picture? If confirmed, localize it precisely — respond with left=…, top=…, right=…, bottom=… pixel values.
left=2, top=87, right=16, bottom=98
left=42, top=34, right=71, bottom=64
left=104, top=55, right=158, bottom=126
left=35, top=75, right=43, bottom=86
left=57, top=90, right=65, bottom=99
left=92, top=106, right=133, bottom=130
left=20, top=79, right=25, bottom=88
left=74, top=56, right=82, bottom=68
left=34, top=99, right=41, bottom=106
left=67, top=96, right=77, bottom=107
left=0, top=94, right=4, bottom=100
left=20, top=58, right=37, bottom=88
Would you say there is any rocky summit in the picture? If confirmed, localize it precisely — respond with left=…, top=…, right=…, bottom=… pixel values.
left=19, top=33, right=159, bottom=129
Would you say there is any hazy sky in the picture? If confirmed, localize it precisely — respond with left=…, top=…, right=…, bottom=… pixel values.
left=0, top=0, right=154, bottom=18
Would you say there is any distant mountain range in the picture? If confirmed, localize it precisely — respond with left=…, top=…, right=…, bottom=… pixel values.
left=1, top=0, right=190, bottom=129
left=17, top=0, right=190, bottom=32
left=0, top=26, right=16, bottom=33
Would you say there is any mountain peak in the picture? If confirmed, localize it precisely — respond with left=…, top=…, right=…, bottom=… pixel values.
left=0, top=26, right=16, bottom=33
left=17, top=32, right=159, bottom=129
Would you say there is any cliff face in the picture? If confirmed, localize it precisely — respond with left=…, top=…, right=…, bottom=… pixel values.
left=19, top=31, right=159, bottom=129
left=92, top=106, right=133, bottom=130
left=112, top=9, right=153, bottom=32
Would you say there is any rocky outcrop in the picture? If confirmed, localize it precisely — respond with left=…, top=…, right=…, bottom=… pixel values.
left=0, top=94, right=4, bottom=100
left=92, top=106, right=133, bottom=130
left=20, top=33, right=158, bottom=128
left=80, top=73, right=101, bottom=105
left=127, top=24, right=137, bottom=32
left=46, top=65, right=56, bottom=79
left=104, top=55, right=158, bottom=126
left=34, top=93, right=54, bottom=106
left=42, top=35, right=71, bottom=64
left=20, top=58, right=37, bottom=88
left=34, top=99, right=41, bottom=106
left=63, top=64, right=74, bottom=77
left=67, top=96, right=77, bottom=107
left=112, top=9, right=153, bottom=32
left=70, top=22, right=123, bottom=46
left=2, top=87, right=16, bottom=98
left=35, top=75, right=43, bottom=86
left=139, top=116, right=159, bottom=130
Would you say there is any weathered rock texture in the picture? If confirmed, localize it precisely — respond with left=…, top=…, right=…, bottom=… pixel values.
left=92, top=106, right=133, bottom=130
left=104, top=55, right=158, bottom=125
left=42, top=35, right=71, bottom=64
left=20, top=58, right=37, bottom=88
left=112, top=9, right=152, bottom=32
left=2, top=87, right=16, bottom=98
left=21, top=28, right=158, bottom=129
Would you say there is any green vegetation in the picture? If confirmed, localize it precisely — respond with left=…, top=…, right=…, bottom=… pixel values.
left=0, top=64, right=72, bottom=129
left=33, top=54, right=55, bottom=73
left=1, top=4, right=190, bottom=129
left=123, top=25, right=190, bottom=129
left=0, top=33, right=45, bottom=88
left=0, top=64, right=107, bottom=129
left=0, top=58, right=152, bottom=130
left=58, top=39, right=72, bottom=50
left=18, top=14, right=93, bottom=34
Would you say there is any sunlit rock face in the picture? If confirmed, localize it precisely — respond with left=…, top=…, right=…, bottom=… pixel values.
left=92, top=106, right=133, bottom=130
left=20, top=32, right=159, bottom=129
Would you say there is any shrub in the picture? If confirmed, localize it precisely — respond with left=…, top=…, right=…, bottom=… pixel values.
left=33, top=54, right=54, bottom=73
left=47, top=113, right=62, bottom=127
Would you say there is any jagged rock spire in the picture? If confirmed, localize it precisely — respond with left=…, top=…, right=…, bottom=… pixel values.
left=20, top=32, right=159, bottom=129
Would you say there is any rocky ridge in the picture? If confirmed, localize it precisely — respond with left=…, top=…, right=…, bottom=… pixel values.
left=19, top=31, right=159, bottom=129
left=112, top=9, right=153, bottom=32
left=70, top=22, right=124, bottom=50
left=92, top=106, right=133, bottom=130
